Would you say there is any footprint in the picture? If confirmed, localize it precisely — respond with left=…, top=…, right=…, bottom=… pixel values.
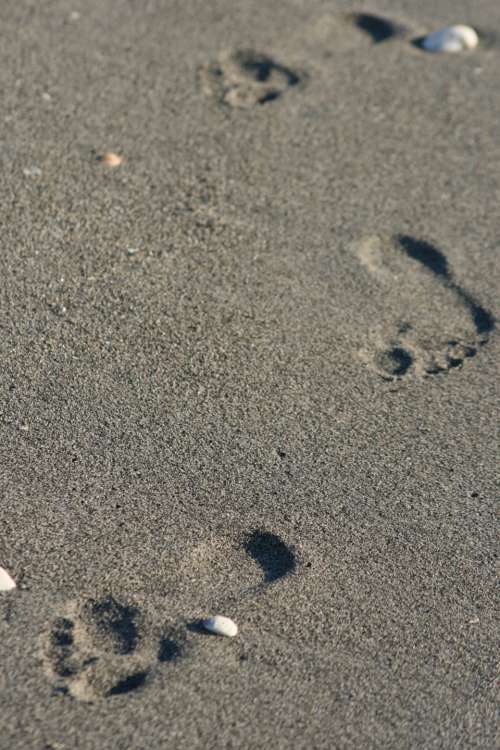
left=354, top=234, right=495, bottom=379
left=43, top=530, right=299, bottom=700
left=199, top=49, right=304, bottom=108
left=43, top=596, right=156, bottom=701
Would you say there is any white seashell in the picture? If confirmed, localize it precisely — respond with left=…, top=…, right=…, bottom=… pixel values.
left=421, top=25, right=478, bottom=53
left=0, top=567, right=16, bottom=591
left=202, top=615, right=238, bottom=637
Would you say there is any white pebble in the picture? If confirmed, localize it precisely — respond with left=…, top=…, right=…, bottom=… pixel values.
left=202, top=615, right=238, bottom=637
left=0, top=567, right=16, bottom=592
left=421, top=25, right=478, bottom=53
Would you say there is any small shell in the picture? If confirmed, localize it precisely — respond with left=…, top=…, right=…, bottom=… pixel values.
left=421, top=25, right=478, bottom=53
left=0, top=567, right=16, bottom=592
left=202, top=615, right=238, bottom=637
left=97, top=152, right=124, bottom=167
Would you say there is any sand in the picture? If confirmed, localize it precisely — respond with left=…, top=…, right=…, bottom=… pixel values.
left=0, top=1, right=498, bottom=748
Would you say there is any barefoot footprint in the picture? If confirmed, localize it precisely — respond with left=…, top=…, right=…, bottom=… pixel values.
left=43, top=529, right=298, bottom=701
left=43, top=596, right=155, bottom=701
left=354, top=234, right=495, bottom=379
left=199, top=49, right=304, bottom=108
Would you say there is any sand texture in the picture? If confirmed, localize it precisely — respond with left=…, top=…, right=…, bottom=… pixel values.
left=0, top=1, right=498, bottom=748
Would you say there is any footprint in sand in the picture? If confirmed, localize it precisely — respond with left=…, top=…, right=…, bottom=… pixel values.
left=199, top=49, right=305, bottom=108
left=43, top=596, right=156, bottom=701
left=43, top=529, right=298, bottom=701
left=353, top=234, right=495, bottom=380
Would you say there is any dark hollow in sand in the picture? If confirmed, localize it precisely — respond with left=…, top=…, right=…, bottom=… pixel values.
left=349, top=13, right=403, bottom=43
left=244, top=530, right=296, bottom=583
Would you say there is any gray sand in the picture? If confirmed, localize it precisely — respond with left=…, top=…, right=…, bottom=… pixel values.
left=0, top=1, right=498, bottom=748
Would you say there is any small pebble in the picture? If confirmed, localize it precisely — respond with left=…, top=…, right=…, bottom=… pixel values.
left=202, top=615, right=238, bottom=637
left=22, top=166, right=42, bottom=178
left=421, top=25, right=478, bottom=53
left=0, top=567, right=16, bottom=592
left=96, top=152, right=123, bottom=167
left=127, top=247, right=140, bottom=256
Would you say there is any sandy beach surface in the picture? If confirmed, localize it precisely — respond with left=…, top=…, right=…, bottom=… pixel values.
left=1, top=1, right=498, bottom=748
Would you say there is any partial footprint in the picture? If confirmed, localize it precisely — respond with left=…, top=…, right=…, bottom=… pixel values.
left=179, top=527, right=299, bottom=601
left=43, top=596, right=156, bottom=701
left=354, top=234, right=495, bottom=379
left=199, top=49, right=304, bottom=108
left=303, top=11, right=408, bottom=53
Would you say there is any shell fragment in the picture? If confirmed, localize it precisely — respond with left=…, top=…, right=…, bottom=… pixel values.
left=96, top=152, right=124, bottom=167
left=0, top=567, right=16, bottom=591
left=202, top=615, right=238, bottom=637
left=421, top=25, right=479, bottom=53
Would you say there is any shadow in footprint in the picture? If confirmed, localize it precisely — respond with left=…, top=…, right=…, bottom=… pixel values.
left=244, top=530, right=296, bottom=583
left=349, top=13, right=403, bottom=43
left=234, top=50, right=300, bottom=88
left=107, top=671, right=149, bottom=696
left=397, top=235, right=495, bottom=340
left=82, top=596, right=139, bottom=655
left=375, top=346, right=413, bottom=378
left=398, top=235, right=450, bottom=279
left=457, top=291, right=495, bottom=338
left=158, top=634, right=184, bottom=663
